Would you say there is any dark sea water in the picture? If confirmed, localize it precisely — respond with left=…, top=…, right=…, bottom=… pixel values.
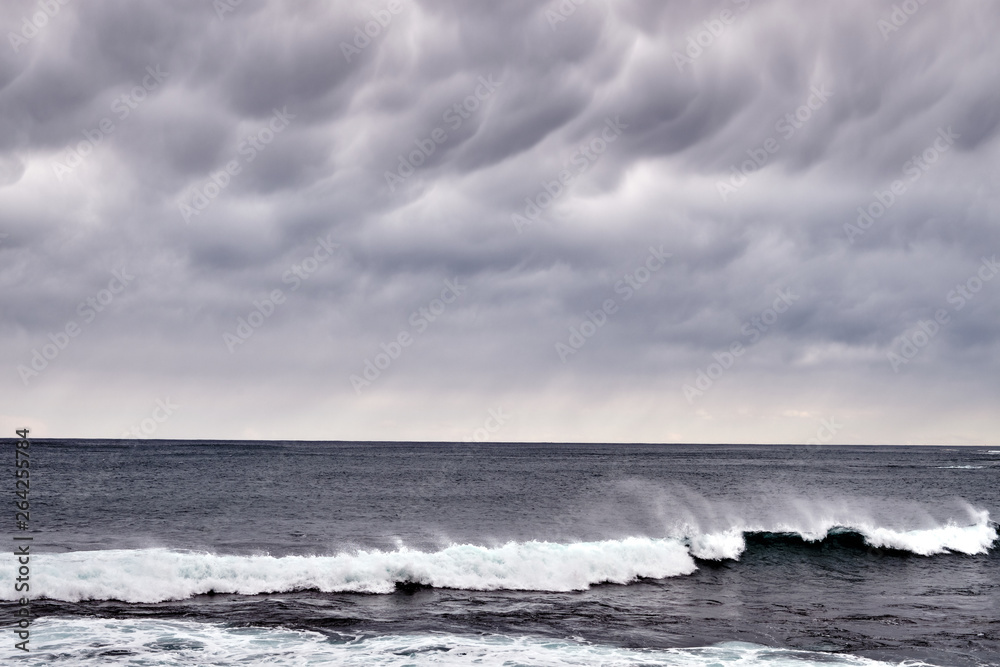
left=2, top=441, right=998, bottom=666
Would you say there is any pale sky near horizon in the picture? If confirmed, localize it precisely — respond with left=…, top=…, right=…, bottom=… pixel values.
left=2, top=0, right=999, bottom=444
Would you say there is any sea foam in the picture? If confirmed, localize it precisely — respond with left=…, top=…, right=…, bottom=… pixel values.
left=687, top=508, right=997, bottom=559
left=2, top=537, right=696, bottom=603
left=3, top=514, right=994, bottom=603
left=12, top=618, right=929, bottom=667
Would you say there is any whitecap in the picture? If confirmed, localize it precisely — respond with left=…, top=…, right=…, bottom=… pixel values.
left=19, top=619, right=929, bottom=667
left=0, top=537, right=696, bottom=603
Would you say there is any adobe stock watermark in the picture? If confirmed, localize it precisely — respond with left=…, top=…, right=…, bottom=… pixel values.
left=350, top=277, right=467, bottom=394
left=887, top=255, right=998, bottom=372
left=673, top=0, right=751, bottom=72
left=717, top=84, right=832, bottom=201
left=384, top=74, right=503, bottom=193
left=8, top=0, right=72, bottom=54
left=545, top=0, right=588, bottom=31
left=805, top=417, right=843, bottom=445
left=52, top=65, right=169, bottom=181
left=121, top=398, right=180, bottom=438
left=462, top=407, right=511, bottom=442
left=682, top=288, right=799, bottom=403
left=511, top=115, right=627, bottom=233
left=877, top=0, right=928, bottom=40
left=844, top=126, right=959, bottom=244
left=223, top=234, right=339, bottom=352
left=213, top=0, right=244, bottom=21
left=16, top=268, right=135, bottom=385
left=556, top=245, right=672, bottom=362
left=340, top=0, right=405, bottom=63
left=178, top=107, right=295, bottom=223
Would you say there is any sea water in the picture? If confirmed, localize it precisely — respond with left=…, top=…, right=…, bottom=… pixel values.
left=1, top=441, right=997, bottom=665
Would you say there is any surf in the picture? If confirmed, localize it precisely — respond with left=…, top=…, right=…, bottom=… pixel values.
left=684, top=509, right=998, bottom=560
left=2, top=511, right=994, bottom=604
left=16, top=618, right=933, bottom=666
left=0, top=538, right=698, bottom=603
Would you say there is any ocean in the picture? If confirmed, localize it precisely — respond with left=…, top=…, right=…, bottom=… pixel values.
left=2, top=441, right=998, bottom=666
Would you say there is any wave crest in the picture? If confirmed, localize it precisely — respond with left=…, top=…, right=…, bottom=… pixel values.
left=687, top=513, right=997, bottom=559
left=3, top=538, right=696, bottom=603
left=3, top=513, right=994, bottom=603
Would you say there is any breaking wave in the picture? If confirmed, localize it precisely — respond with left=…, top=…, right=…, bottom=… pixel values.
left=2, top=510, right=994, bottom=603
left=685, top=508, right=997, bottom=560
left=3, top=538, right=697, bottom=603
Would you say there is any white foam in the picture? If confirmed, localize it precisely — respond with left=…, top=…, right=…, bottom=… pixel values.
left=11, top=618, right=929, bottom=666
left=856, top=513, right=998, bottom=556
left=687, top=528, right=746, bottom=560
left=684, top=508, right=997, bottom=560
left=0, top=537, right=696, bottom=603
left=3, top=506, right=994, bottom=603
left=936, top=465, right=985, bottom=469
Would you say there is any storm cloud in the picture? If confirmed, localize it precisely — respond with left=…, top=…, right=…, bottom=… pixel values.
left=2, top=0, right=998, bottom=444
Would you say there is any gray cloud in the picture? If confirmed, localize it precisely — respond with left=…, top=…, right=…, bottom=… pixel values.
left=1, top=0, right=998, bottom=444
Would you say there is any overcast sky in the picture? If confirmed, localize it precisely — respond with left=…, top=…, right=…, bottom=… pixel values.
left=2, top=0, right=998, bottom=444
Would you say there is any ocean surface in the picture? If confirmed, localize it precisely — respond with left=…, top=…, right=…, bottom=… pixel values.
left=1, top=441, right=998, bottom=666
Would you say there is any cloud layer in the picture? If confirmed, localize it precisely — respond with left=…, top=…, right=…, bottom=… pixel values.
left=2, top=0, right=999, bottom=443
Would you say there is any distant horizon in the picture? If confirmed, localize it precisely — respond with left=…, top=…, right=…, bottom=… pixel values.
left=9, top=437, right=997, bottom=448
left=3, top=1, right=999, bottom=448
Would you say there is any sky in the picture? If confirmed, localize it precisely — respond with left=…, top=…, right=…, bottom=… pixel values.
left=1, top=0, right=999, bottom=444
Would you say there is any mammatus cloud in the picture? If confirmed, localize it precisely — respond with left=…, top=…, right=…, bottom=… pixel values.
left=1, top=0, right=998, bottom=444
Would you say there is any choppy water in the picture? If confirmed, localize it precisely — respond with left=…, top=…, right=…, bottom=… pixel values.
left=2, top=441, right=998, bottom=665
